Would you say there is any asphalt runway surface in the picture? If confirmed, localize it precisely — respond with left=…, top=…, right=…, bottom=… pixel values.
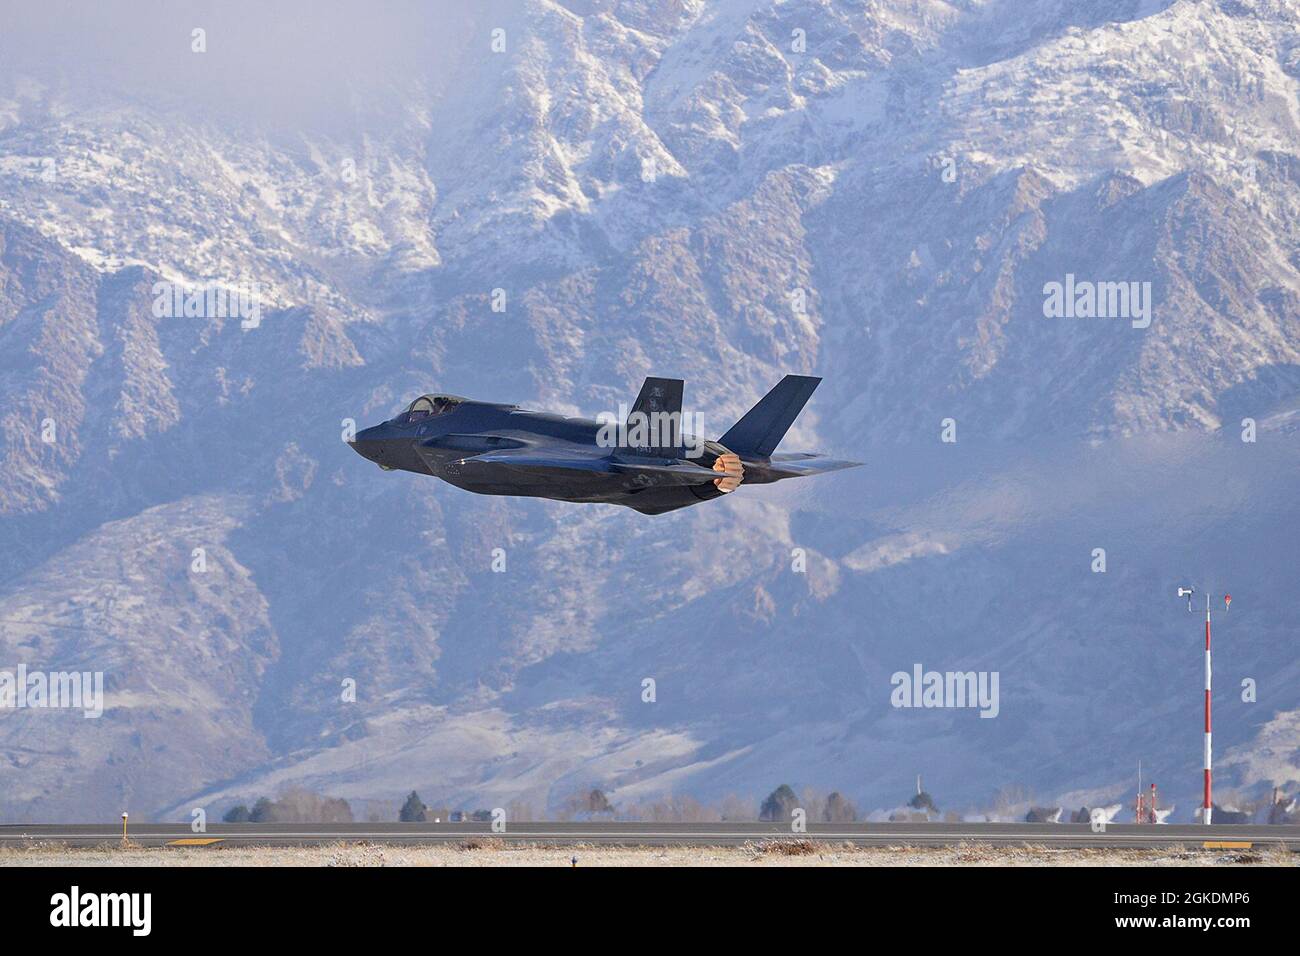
left=1, top=822, right=1296, bottom=849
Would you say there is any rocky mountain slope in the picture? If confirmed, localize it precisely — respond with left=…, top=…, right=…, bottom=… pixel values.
left=1, top=0, right=1297, bottom=822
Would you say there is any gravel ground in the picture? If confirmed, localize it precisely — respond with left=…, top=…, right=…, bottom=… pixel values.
left=0, top=841, right=1294, bottom=866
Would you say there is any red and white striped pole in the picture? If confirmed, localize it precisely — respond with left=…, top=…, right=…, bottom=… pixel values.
left=1203, top=593, right=1212, bottom=825
left=1179, top=585, right=1225, bottom=826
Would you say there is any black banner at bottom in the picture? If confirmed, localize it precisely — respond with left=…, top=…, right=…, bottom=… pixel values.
left=0, top=863, right=1286, bottom=940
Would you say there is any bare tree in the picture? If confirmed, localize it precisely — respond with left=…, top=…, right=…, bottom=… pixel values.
left=989, top=784, right=1032, bottom=820
left=277, top=787, right=354, bottom=823
left=719, top=794, right=756, bottom=822
left=558, top=786, right=617, bottom=820
left=823, top=791, right=857, bottom=823
left=506, top=799, right=536, bottom=823
left=246, top=787, right=355, bottom=823
left=800, top=786, right=828, bottom=823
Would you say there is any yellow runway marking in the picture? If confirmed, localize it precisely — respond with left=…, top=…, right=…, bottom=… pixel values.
left=1202, top=841, right=1252, bottom=849
left=165, top=838, right=224, bottom=846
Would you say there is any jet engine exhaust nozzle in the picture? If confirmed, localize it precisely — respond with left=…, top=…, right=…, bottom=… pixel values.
left=712, top=452, right=744, bottom=492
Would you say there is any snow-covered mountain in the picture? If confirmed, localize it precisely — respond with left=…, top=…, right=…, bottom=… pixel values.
left=1, top=0, right=1297, bottom=822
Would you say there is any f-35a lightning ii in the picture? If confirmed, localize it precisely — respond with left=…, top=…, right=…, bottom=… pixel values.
left=351, top=375, right=860, bottom=515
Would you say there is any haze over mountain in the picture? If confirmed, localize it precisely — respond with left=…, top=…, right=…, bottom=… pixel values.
left=1, top=0, right=1297, bottom=822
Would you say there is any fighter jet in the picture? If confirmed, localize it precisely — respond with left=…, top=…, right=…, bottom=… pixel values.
left=350, top=374, right=860, bottom=515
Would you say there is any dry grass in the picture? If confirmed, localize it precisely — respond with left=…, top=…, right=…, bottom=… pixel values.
left=458, top=837, right=506, bottom=851
left=751, top=838, right=819, bottom=856
left=1262, top=841, right=1295, bottom=865
left=0, top=841, right=1293, bottom=867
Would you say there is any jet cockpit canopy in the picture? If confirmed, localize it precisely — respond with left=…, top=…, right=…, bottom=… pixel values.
left=396, top=394, right=466, bottom=423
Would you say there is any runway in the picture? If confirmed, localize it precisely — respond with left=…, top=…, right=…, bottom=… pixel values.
left=2, top=822, right=1297, bottom=849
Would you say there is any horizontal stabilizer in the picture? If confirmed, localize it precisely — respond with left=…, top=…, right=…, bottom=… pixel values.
left=740, top=453, right=863, bottom=484
left=769, top=452, right=863, bottom=474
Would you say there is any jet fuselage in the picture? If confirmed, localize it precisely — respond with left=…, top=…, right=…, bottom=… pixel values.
left=351, top=377, right=859, bottom=515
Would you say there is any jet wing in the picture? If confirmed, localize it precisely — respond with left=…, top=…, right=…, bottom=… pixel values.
left=443, top=448, right=720, bottom=488
left=441, top=446, right=609, bottom=476
left=768, top=453, right=863, bottom=474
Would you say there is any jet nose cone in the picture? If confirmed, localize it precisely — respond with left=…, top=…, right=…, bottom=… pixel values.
left=351, top=424, right=385, bottom=464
